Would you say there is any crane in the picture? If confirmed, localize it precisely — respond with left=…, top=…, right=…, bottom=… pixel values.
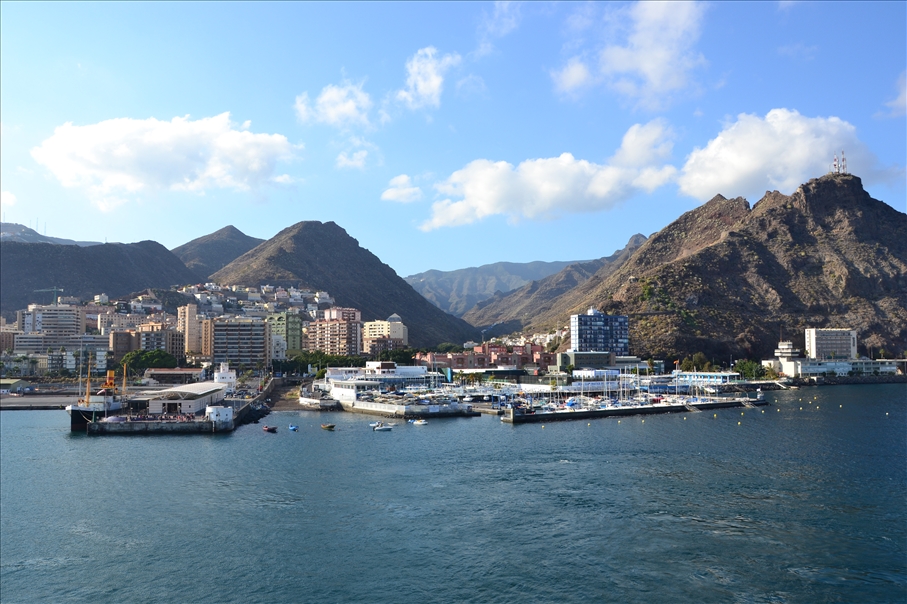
left=34, top=287, right=64, bottom=306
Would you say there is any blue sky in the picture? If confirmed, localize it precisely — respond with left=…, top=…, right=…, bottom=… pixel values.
left=1, top=2, right=904, bottom=277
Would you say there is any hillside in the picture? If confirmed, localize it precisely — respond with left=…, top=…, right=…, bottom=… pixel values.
left=405, top=259, right=588, bottom=317
left=171, top=225, right=264, bottom=281
left=0, top=241, right=200, bottom=318
left=0, top=223, right=102, bottom=246
left=210, top=221, right=479, bottom=347
left=466, top=174, right=907, bottom=360
left=463, top=234, right=647, bottom=335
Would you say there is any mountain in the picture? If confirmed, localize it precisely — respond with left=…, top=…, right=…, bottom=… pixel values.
left=210, top=221, right=480, bottom=347
left=463, top=234, right=647, bottom=335
left=464, top=174, right=907, bottom=360
left=405, top=259, right=592, bottom=317
left=0, top=241, right=200, bottom=318
left=171, top=225, right=265, bottom=281
left=0, top=222, right=102, bottom=246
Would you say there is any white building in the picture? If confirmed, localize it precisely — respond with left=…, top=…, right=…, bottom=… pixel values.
left=805, top=328, right=857, bottom=360
left=213, top=363, right=237, bottom=393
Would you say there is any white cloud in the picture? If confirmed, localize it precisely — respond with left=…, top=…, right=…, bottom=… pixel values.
left=420, top=120, right=676, bottom=230
left=381, top=174, right=423, bottom=203
left=598, top=1, right=706, bottom=109
left=336, top=150, right=368, bottom=170
left=882, top=71, right=907, bottom=117
left=30, top=112, right=296, bottom=211
left=271, top=174, right=295, bottom=184
left=551, top=57, right=592, bottom=94
left=678, top=109, right=882, bottom=200
left=396, top=47, right=461, bottom=110
left=1, top=190, right=17, bottom=210
left=475, top=1, right=522, bottom=56
left=295, top=81, right=372, bottom=128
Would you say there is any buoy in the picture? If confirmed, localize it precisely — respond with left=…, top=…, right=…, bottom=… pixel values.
left=741, top=412, right=744, bottom=416
left=761, top=410, right=764, bottom=413
left=800, top=407, right=802, bottom=410
left=588, top=423, right=591, bottom=426
left=738, top=421, right=741, bottom=425
left=840, top=405, right=842, bottom=408
left=642, top=419, right=645, bottom=423
left=683, top=417, right=687, bottom=420
left=886, top=412, right=889, bottom=416
left=713, top=414, right=717, bottom=418
left=618, top=420, right=621, bottom=423
left=777, top=408, right=780, bottom=412
left=542, top=425, right=545, bottom=428
left=816, top=406, right=819, bottom=409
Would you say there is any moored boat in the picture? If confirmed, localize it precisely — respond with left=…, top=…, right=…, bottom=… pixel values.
left=66, top=369, right=126, bottom=432
left=321, top=424, right=336, bottom=431
left=263, top=425, right=277, bottom=433
left=289, top=425, right=299, bottom=432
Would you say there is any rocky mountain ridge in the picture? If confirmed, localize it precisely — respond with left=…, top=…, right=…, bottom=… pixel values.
left=171, top=225, right=264, bottom=281
left=464, top=174, right=907, bottom=360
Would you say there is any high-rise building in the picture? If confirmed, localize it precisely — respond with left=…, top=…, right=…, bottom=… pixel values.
left=17, top=305, right=82, bottom=337
left=203, top=318, right=271, bottom=367
left=266, top=312, right=304, bottom=351
left=308, top=308, right=362, bottom=356
left=569, top=308, right=629, bottom=356
left=177, top=305, right=204, bottom=354
left=805, top=328, right=857, bottom=360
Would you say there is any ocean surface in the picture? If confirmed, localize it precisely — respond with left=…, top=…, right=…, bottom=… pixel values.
left=1, top=384, right=905, bottom=603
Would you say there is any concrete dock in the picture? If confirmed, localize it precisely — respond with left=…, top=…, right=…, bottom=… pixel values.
left=502, top=398, right=768, bottom=423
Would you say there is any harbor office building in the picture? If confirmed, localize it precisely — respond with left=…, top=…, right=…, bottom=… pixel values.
left=569, top=308, right=630, bottom=357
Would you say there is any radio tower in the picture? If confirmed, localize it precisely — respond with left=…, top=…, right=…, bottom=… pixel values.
left=832, top=153, right=838, bottom=174
left=841, top=150, right=847, bottom=174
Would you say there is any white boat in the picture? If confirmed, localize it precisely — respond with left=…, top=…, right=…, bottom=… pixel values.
left=373, top=422, right=393, bottom=431
left=412, top=419, right=428, bottom=426
left=66, top=369, right=126, bottom=432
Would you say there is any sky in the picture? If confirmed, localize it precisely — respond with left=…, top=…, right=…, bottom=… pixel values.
left=1, top=2, right=904, bottom=277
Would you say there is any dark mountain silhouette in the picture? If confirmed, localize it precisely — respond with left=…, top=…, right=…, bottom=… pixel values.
left=171, top=225, right=264, bottom=281
left=0, top=241, right=199, bottom=318
left=210, top=221, right=479, bottom=347
left=1, top=222, right=102, bottom=246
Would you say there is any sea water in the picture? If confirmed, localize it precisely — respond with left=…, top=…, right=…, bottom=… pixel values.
left=1, top=384, right=905, bottom=603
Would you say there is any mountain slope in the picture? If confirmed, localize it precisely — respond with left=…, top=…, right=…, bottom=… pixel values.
left=0, top=241, right=200, bottom=317
left=462, top=234, right=648, bottom=334
left=1, top=223, right=102, bottom=246
left=471, top=174, right=907, bottom=360
left=405, top=259, right=589, bottom=317
left=210, top=221, right=479, bottom=347
left=171, top=225, right=264, bottom=281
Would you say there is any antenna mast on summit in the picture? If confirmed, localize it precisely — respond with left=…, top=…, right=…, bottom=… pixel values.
left=832, top=154, right=838, bottom=174
left=841, top=150, right=847, bottom=174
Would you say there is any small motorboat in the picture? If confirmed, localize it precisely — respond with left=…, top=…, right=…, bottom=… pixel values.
left=263, top=425, right=277, bottom=433
left=289, top=425, right=299, bottom=432
left=321, top=424, right=336, bottom=431
left=372, top=421, right=392, bottom=431
left=412, top=419, right=428, bottom=426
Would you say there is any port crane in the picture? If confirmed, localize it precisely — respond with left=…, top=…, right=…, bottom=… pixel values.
left=34, top=287, right=65, bottom=306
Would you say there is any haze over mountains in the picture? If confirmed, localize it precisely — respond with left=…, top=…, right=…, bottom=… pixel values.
left=405, top=260, right=592, bottom=317
left=0, top=223, right=102, bottom=247
left=2, top=173, right=903, bottom=357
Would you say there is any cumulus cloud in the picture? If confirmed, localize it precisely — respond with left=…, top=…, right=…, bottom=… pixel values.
left=396, top=47, right=461, bottom=110
left=598, top=1, right=706, bottom=109
left=295, top=81, right=372, bottom=128
left=882, top=71, right=907, bottom=117
left=30, top=113, right=296, bottom=211
left=1, top=190, right=16, bottom=210
left=551, top=57, right=592, bottom=94
left=678, top=109, right=883, bottom=200
left=420, top=119, right=676, bottom=230
left=336, top=150, right=368, bottom=170
left=381, top=174, right=423, bottom=203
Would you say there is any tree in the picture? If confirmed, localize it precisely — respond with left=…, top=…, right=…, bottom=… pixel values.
left=120, top=349, right=178, bottom=372
left=733, top=359, right=765, bottom=380
left=680, top=356, right=695, bottom=372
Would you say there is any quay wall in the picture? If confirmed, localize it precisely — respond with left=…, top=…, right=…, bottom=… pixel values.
left=340, top=400, right=480, bottom=419
left=503, top=399, right=767, bottom=424
left=87, top=420, right=230, bottom=434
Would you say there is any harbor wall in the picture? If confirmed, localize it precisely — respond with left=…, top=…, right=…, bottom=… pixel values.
left=87, top=420, right=229, bottom=434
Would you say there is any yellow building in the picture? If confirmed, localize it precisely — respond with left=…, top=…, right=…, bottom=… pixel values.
left=363, top=313, right=408, bottom=346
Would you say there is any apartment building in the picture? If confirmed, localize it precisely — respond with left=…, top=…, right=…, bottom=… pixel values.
left=177, top=304, right=204, bottom=354
left=569, top=308, right=629, bottom=356
left=203, top=318, right=272, bottom=367
left=16, top=304, right=83, bottom=337
left=363, top=313, right=409, bottom=346
left=266, top=312, right=304, bottom=351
